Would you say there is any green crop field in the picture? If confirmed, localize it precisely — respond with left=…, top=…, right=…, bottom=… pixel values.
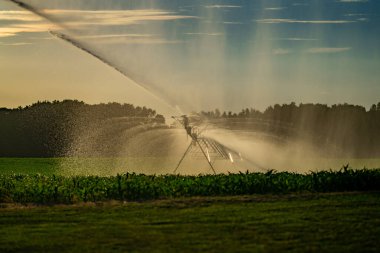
left=0, top=158, right=61, bottom=175
left=1, top=193, right=380, bottom=252
left=1, top=168, right=380, bottom=204
left=0, top=157, right=199, bottom=176
left=1, top=158, right=380, bottom=252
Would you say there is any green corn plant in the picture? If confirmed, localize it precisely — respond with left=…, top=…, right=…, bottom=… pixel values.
left=0, top=168, right=379, bottom=204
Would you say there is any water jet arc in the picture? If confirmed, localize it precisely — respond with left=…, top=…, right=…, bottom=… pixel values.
left=7, top=0, right=180, bottom=114
left=49, top=31, right=176, bottom=112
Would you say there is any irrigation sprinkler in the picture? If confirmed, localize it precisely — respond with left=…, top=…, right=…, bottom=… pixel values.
left=8, top=0, right=252, bottom=174
left=172, top=115, right=236, bottom=174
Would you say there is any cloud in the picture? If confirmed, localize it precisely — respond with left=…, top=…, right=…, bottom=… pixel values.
left=93, top=37, right=183, bottom=45
left=77, top=34, right=155, bottom=39
left=344, top=13, right=370, bottom=22
left=0, top=9, right=196, bottom=37
left=272, top=37, right=317, bottom=41
left=338, top=0, right=368, bottom=2
left=0, top=23, right=55, bottom=37
left=184, top=32, right=223, bottom=36
left=0, top=11, right=51, bottom=38
left=0, top=10, right=41, bottom=21
left=204, top=5, right=242, bottom=9
left=345, top=13, right=367, bottom=17
left=256, top=19, right=355, bottom=24
left=43, top=9, right=196, bottom=27
left=306, top=47, right=351, bottom=54
left=265, top=7, right=286, bottom=11
left=0, top=32, right=15, bottom=38
left=74, top=33, right=182, bottom=45
left=222, top=21, right=244, bottom=25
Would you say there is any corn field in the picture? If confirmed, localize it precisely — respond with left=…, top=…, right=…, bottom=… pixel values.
left=1, top=168, right=379, bottom=204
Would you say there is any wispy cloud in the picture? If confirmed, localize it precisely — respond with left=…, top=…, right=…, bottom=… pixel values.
left=306, top=47, right=351, bottom=54
left=204, top=5, right=242, bottom=9
left=272, top=37, right=317, bottom=41
left=0, top=10, right=41, bottom=21
left=77, top=33, right=182, bottom=44
left=0, top=23, right=55, bottom=37
left=74, top=32, right=182, bottom=45
left=345, top=13, right=368, bottom=16
left=43, top=9, right=196, bottom=27
left=338, top=0, right=368, bottom=3
left=93, top=37, right=183, bottom=45
left=0, top=9, right=195, bottom=37
left=77, top=34, right=154, bottom=39
left=256, top=19, right=355, bottom=24
left=184, top=32, right=223, bottom=36
left=222, top=21, right=244, bottom=25
left=265, top=7, right=286, bottom=11
left=344, top=13, right=370, bottom=22
left=0, top=31, right=15, bottom=38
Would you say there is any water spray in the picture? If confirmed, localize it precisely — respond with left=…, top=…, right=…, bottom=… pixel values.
left=7, top=0, right=181, bottom=115
left=6, top=0, right=73, bottom=31
left=172, top=115, right=256, bottom=174
left=49, top=31, right=177, bottom=113
left=7, top=0, right=267, bottom=173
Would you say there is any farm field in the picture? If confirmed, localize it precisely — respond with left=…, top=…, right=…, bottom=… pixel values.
left=1, top=0, right=379, bottom=251
left=1, top=158, right=380, bottom=252
left=0, top=157, right=176, bottom=176
left=1, top=168, right=380, bottom=204
left=1, top=192, right=380, bottom=253
left=1, top=158, right=380, bottom=176
left=0, top=158, right=61, bottom=175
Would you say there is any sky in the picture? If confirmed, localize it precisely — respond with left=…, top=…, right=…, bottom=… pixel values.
left=1, top=0, right=379, bottom=115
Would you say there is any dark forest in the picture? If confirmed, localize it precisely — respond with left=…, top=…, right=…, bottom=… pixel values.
left=1, top=100, right=379, bottom=157
left=0, top=100, right=165, bottom=157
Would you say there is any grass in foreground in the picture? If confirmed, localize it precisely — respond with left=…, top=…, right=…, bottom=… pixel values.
left=0, top=192, right=379, bottom=252
left=0, top=158, right=60, bottom=175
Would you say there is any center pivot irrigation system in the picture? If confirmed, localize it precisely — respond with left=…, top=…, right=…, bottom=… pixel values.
left=9, top=0, right=247, bottom=174
left=172, top=115, right=240, bottom=174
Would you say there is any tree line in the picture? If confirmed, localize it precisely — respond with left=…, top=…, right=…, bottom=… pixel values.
left=200, top=102, right=380, bottom=158
left=0, top=100, right=165, bottom=157
left=1, top=100, right=379, bottom=158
